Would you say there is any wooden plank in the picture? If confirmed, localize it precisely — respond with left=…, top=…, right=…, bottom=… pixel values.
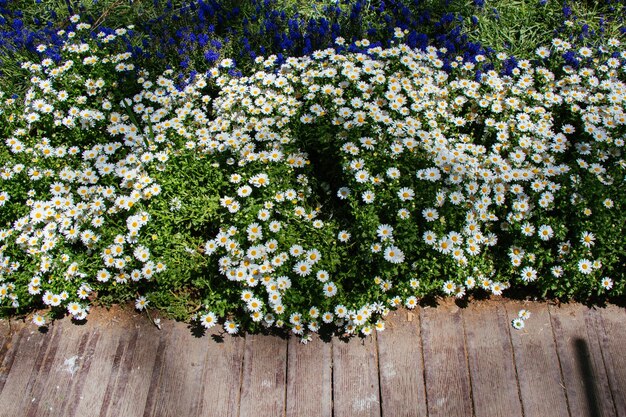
left=141, top=322, right=213, bottom=417
left=0, top=320, right=24, bottom=393
left=103, top=312, right=243, bottom=417
left=594, top=304, right=626, bottom=416
left=0, top=319, right=14, bottom=366
left=421, top=301, right=473, bottom=417
left=0, top=319, right=8, bottom=338
left=505, top=301, right=569, bottom=417
left=72, top=307, right=159, bottom=417
left=333, top=333, right=381, bottom=417
left=20, top=323, right=66, bottom=415
left=96, top=326, right=134, bottom=417
left=376, top=309, right=427, bottom=417
left=197, top=326, right=245, bottom=417
left=286, top=334, right=332, bottom=417
left=0, top=307, right=159, bottom=417
left=463, top=302, right=523, bottom=417
left=239, top=334, right=288, bottom=417
left=102, top=318, right=162, bottom=417
left=23, top=318, right=98, bottom=417
left=0, top=324, right=56, bottom=415
left=549, top=303, right=617, bottom=417
left=67, top=324, right=121, bottom=417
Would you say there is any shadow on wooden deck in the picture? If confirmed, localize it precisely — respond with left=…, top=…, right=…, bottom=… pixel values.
left=0, top=299, right=625, bottom=417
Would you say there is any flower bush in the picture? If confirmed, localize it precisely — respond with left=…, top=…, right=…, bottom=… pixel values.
left=0, top=16, right=625, bottom=338
left=8, top=0, right=624, bottom=96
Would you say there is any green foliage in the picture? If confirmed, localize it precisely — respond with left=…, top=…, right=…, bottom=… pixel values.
left=0, top=7, right=624, bottom=337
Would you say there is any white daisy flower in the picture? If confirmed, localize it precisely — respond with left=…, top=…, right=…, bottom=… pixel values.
left=200, top=312, right=217, bottom=329
left=512, top=318, right=525, bottom=330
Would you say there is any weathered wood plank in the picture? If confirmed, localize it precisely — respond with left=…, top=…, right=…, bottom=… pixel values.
left=0, top=324, right=56, bottom=415
left=505, top=301, right=569, bottom=417
left=377, top=309, right=427, bottom=417
left=0, top=320, right=24, bottom=394
left=0, top=319, right=8, bottom=339
left=24, top=318, right=97, bottom=417
left=68, top=323, right=122, bottom=417
left=141, top=322, right=213, bottom=417
left=197, top=326, right=245, bottom=417
left=421, top=301, right=473, bottom=417
left=1, top=300, right=624, bottom=417
left=594, top=304, right=626, bottom=416
left=102, top=318, right=162, bottom=417
left=333, top=333, right=381, bottom=417
left=21, top=323, right=67, bottom=416
left=0, top=319, right=14, bottom=367
left=61, top=328, right=101, bottom=416
left=239, top=333, right=288, bottom=417
left=463, top=302, right=523, bottom=417
left=286, top=334, right=332, bottom=417
left=97, top=326, right=136, bottom=417
left=549, top=303, right=617, bottom=417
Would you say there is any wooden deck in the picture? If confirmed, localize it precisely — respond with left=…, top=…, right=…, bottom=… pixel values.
left=0, top=299, right=625, bottom=417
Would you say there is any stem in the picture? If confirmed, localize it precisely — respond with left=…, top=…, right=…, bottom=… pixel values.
left=144, top=307, right=161, bottom=329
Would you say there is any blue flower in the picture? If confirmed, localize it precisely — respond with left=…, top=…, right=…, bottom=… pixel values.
left=581, top=24, right=589, bottom=36
left=12, top=18, right=23, bottom=30
left=562, top=50, right=579, bottom=67
left=562, top=4, right=572, bottom=18
left=407, top=31, right=428, bottom=49
left=204, top=49, right=219, bottom=62
left=350, top=1, right=363, bottom=20
left=198, top=33, right=209, bottom=47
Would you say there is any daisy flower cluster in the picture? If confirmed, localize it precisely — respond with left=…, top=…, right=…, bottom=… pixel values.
left=511, top=309, right=531, bottom=330
left=0, top=17, right=167, bottom=325
left=187, top=35, right=624, bottom=337
left=0, top=17, right=624, bottom=338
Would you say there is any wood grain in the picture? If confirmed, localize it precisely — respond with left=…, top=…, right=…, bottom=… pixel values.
left=505, top=301, right=570, bottom=417
left=141, top=322, right=214, bottom=417
left=24, top=318, right=98, bottom=417
left=21, top=324, right=65, bottom=417
left=0, top=324, right=56, bottom=416
left=68, top=325, right=121, bottom=417
left=421, top=301, right=473, bottom=417
left=239, top=333, right=288, bottom=417
left=594, top=304, right=626, bottom=416
left=549, top=303, right=617, bottom=417
left=197, top=326, right=245, bottom=417
left=102, top=319, right=162, bottom=417
left=0, top=320, right=24, bottom=394
left=463, top=302, right=523, bottom=417
left=333, top=332, right=381, bottom=417
left=286, top=334, right=332, bottom=417
left=97, top=325, right=139, bottom=417
left=376, top=309, right=427, bottom=417
left=0, top=301, right=624, bottom=417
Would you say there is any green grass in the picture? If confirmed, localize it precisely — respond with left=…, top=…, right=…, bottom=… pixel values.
left=457, top=0, right=625, bottom=58
left=2, top=0, right=624, bottom=97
